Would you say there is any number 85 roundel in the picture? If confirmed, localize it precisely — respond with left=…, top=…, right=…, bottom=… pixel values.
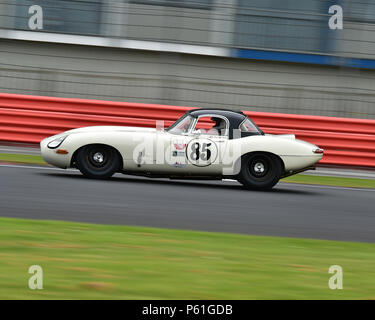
left=186, top=138, right=218, bottom=167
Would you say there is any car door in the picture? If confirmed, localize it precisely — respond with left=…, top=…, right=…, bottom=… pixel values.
left=149, top=114, right=230, bottom=176
left=182, top=115, right=230, bottom=175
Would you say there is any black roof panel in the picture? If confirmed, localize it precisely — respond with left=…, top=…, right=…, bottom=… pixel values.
left=186, top=108, right=249, bottom=139
left=187, top=108, right=246, bottom=121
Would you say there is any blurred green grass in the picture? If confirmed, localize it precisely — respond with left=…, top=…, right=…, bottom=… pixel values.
left=1, top=153, right=374, bottom=188
left=281, top=174, right=375, bottom=189
left=0, top=153, right=46, bottom=165
left=0, top=217, right=374, bottom=299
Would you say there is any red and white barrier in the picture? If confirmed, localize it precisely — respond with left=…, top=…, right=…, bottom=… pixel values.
left=0, top=93, right=374, bottom=167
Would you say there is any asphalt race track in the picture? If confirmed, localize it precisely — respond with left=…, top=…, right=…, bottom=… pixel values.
left=1, top=164, right=375, bottom=243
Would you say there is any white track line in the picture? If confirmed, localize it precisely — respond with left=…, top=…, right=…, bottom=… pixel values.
left=1, top=163, right=374, bottom=192
left=0, top=163, right=76, bottom=171
left=223, top=179, right=375, bottom=192
left=278, top=182, right=375, bottom=192
left=0, top=148, right=40, bottom=154
left=307, top=170, right=375, bottom=179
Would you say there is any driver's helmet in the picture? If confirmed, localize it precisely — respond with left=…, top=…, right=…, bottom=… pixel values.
left=211, top=117, right=225, bottom=129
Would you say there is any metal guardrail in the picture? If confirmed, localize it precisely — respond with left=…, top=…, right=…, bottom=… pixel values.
left=0, top=93, right=374, bottom=167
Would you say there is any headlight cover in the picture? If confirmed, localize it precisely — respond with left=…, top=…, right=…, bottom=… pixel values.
left=47, top=135, right=67, bottom=149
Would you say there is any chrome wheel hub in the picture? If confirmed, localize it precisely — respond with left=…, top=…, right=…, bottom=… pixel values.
left=254, top=162, right=265, bottom=173
left=93, top=152, right=104, bottom=163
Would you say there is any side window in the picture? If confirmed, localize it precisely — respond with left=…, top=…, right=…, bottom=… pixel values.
left=194, top=116, right=228, bottom=136
left=240, top=118, right=259, bottom=133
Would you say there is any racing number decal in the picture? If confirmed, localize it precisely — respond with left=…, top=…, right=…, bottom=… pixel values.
left=186, top=139, right=218, bottom=167
left=190, top=142, right=211, bottom=161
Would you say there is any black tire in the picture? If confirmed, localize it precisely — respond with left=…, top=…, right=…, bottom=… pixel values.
left=237, top=153, right=282, bottom=190
left=75, top=144, right=121, bottom=179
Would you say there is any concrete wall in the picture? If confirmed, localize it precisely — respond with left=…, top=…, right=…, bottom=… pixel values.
left=126, top=4, right=211, bottom=44
left=337, top=21, right=375, bottom=59
left=2, top=0, right=375, bottom=60
left=0, top=1, right=15, bottom=29
left=0, top=39, right=375, bottom=119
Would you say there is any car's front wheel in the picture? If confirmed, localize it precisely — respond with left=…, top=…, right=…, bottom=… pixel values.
left=75, top=144, right=121, bottom=179
left=237, top=153, right=282, bottom=190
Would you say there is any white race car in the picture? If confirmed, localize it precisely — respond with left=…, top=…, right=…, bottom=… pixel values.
left=40, top=109, right=323, bottom=190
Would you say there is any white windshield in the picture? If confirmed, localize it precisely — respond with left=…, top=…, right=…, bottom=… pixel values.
left=167, top=115, right=194, bottom=135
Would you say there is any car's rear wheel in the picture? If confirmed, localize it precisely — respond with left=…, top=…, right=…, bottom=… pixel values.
left=237, top=153, right=282, bottom=190
left=75, top=144, right=121, bottom=179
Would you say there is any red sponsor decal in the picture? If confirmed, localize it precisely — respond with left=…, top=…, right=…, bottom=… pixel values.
left=174, top=143, right=186, bottom=150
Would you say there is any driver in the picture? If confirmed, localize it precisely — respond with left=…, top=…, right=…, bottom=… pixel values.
left=210, top=117, right=226, bottom=136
